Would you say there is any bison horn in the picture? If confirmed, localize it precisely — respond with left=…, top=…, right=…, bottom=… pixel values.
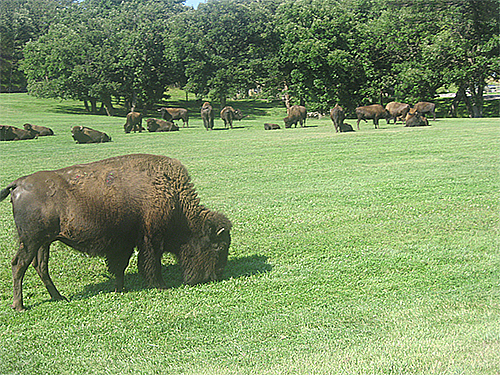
left=216, top=228, right=225, bottom=236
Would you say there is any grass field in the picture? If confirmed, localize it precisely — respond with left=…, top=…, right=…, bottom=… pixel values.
left=0, top=93, right=499, bottom=374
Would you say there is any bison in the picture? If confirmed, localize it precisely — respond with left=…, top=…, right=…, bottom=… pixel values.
left=385, top=102, right=410, bottom=124
left=264, top=123, right=280, bottom=130
left=146, top=118, right=179, bottom=132
left=330, top=104, right=345, bottom=132
left=405, top=110, right=429, bottom=127
left=124, top=111, right=143, bottom=133
left=23, top=123, right=54, bottom=136
left=355, top=104, right=389, bottom=129
left=0, top=154, right=232, bottom=311
left=220, top=106, right=244, bottom=129
left=338, top=122, right=355, bottom=132
left=0, top=125, right=37, bottom=141
left=413, top=102, right=436, bottom=120
left=158, top=107, right=189, bottom=128
left=283, top=105, right=307, bottom=128
left=71, top=126, right=111, bottom=144
left=201, top=102, right=214, bottom=131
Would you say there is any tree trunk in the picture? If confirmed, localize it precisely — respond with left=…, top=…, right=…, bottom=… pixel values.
left=220, top=94, right=227, bottom=109
left=283, top=82, right=291, bottom=113
left=470, top=84, right=484, bottom=118
left=89, top=98, right=98, bottom=114
left=102, top=95, right=115, bottom=116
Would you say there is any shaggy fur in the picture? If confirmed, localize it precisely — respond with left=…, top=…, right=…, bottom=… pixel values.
left=385, top=102, right=410, bottom=124
left=124, top=111, right=143, bottom=133
left=146, top=118, right=179, bottom=132
left=0, top=125, right=37, bottom=141
left=1, top=154, right=232, bottom=311
left=283, top=105, right=307, bottom=128
left=71, top=126, right=111, bottom=143
left=220, top=106, right=244, bottom=129
left=23, top=123, right=54, bottom=136
left=330, top=104, right=345, bottom=132
left=201, top=102, right=214, bottom=130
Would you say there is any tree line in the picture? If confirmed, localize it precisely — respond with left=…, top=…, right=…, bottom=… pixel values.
left=1, top=0, right=498, bottom=117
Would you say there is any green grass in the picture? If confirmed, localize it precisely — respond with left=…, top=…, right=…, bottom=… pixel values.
left=0, top=93, right=499, bottom=374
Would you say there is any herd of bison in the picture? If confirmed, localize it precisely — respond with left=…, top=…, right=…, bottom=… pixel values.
left=1, top=99, right=436, bottom=311
left=0, top=101, right=435, bottom=143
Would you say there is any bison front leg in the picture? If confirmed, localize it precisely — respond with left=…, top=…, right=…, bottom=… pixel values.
left=106, top=247, right=134, bottom=292
left=137, top=238, right=167, bottom=289
left=32, top=243, right=67, bottom=302
left=11, top=242, right=38, bottom=311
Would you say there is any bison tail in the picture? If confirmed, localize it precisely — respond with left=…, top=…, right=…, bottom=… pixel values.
left=0, top=183, right=16, bottom=202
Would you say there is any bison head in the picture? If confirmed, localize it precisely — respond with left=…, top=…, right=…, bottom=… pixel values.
left=179, top=211, right=232, bottom=285
left=146, top=119, right=159, bottom=132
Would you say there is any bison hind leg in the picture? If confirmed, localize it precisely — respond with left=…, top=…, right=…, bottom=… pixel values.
left=32, top=243, right=67, bottom=302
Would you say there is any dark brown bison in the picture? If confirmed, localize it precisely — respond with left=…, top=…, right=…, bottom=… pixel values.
left=0, top=125, right=37, bottom=141
left=71, top=126, right=111, bottom=144
left=220, top=106, right=244, bottom=129
left=264, top=123, right=281, bottom=130
left=158, top=107, right=189, bottom=128
left=283, top=105, right=307, bottom=128
left=330, top=104, right=345, bottom=132
left=124, top=111, right=143, bottom=133
left=23, top=123, right=54, bottom=136
left=413, top=102, right=436, bottom=120
left=405, top=110, right=429, bottom=127
left=201, top=102, right=214, bottom=131
left=355, top=104, right=389, bottom=129
left=146, top=118, right=179, bottom=132
left=338, top=122, right=355, bottom=132
left=385, top=102, right=410, bottom=124
left=0, top=154, right=232, bottom=311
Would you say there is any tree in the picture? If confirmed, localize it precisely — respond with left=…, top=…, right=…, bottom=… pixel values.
left=21, top=0, right=186, bottom=114
left=168, top=0, right=280, bottom=107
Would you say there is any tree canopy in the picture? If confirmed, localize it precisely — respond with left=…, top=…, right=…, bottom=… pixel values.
left=2, top=0, right=498, bottom=117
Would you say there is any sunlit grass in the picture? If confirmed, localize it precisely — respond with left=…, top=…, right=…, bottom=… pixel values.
left=0, top=93, right=499, bottom=374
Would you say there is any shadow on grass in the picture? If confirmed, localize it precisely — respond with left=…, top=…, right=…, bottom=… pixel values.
left=67, top=254, right=272, bottom=301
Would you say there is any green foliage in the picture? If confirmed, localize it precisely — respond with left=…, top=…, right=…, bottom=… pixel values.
left=0, top=94, right=499, bottom=373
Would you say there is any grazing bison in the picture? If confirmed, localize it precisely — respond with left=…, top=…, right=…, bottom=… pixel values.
left=0, top=154, right=232, bottom=311
left=201, top=102, right=214, bottom=131
left=146, top=118, right=179, bottom=132
left=385, top=102, right=410, bottom=124
left=413, top=102, right=436, bottom=120
left=355, top=104, right=389, bottom=129
left=405, top=111, right=429, bottom=127
left=264, top=123, right=280, bottom=130
left=0, top=125, right=37, bottom=141
left=158, top=107, right=189, bottom=128
left=220, top=106, right=244, bottom=129
left=330, top=104, right=345, bottom=132
left=124, top=111, right=143, bottom=133
left=283, top=105, right=307, bottom=128
left=71, top=126, right=111, bottom=144
left=23, top=123, right=54, bottom=136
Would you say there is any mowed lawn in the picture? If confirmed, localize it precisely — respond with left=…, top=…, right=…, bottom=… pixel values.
left=0, top=93, right=499, bottom=374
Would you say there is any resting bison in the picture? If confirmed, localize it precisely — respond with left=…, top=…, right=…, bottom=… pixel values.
left=0, top=125, right=37, bottom=141
left=338, top=122, right=355, bottom=132
left=220, top=106, right=244, bottom=129
left=413, top=102, right=436, bottom=120
left=146, top=118, right=179, bottom=132
left=264, top=123, right=280, bottom=130
left=355, top=104, right=389, bottom=129
left=385, top=102, right=410, bottom=124
left=0, top=154, right=232, bottom=311
left=283, top=105, right=307, bottom=128
left=330, top=104, right=345, bottom=132
left=124, top=111, right=143, bottom=133
left=405, top=111, right=429, bottom=127
left=23, top=123, right=54, bottom=136
left=71, top=126, right=111, bottom=144
left=201, top=102, right=214, bottom=131
left=158, top=107, right=189, bottom=128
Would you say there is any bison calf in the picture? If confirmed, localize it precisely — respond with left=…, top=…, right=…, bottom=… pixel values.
left=264, top=123, right=280, bottom=130
left=0, top=154, right=232, bottom=311
left=23, top=123, right=54, bottom=136
left=146, top=118, right=179, bottom=132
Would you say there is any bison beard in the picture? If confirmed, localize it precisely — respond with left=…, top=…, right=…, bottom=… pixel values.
left=0, top=154, right=232, bottom=311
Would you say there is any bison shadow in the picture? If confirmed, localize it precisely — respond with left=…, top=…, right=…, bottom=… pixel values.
left=69, top=254, right=271, bottom=301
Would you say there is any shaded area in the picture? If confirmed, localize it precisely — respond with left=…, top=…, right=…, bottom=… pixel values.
left=66, top=254, right=272, bottom=302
